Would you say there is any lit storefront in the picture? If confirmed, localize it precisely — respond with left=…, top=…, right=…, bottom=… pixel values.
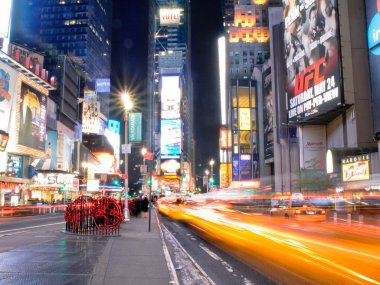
left=0, top=51, right=55, bottom=206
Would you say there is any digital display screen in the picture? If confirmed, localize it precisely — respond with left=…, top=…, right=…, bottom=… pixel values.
left=161, top=119, right=181, bottom=159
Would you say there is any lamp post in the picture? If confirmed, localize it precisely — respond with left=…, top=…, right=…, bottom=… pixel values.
left=205, top=169, right=210, bottom=193
left=122, top=92, right=133, bottom=221
left=209, top=159, right=215, bottom=190
left=141, top=147, right=147, bottom=193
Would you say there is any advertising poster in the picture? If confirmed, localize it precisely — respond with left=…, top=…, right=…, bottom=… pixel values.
left=239, top=108, right=251, bottom=130
left=0, top=0, right=12, bottom=53
left=161, top=119, right=181, bottom=159
left=18, top=82, right=47, bottom=151
left=365, top=0, right=380, bottom=136
left=300, top=125, right=326, bottom=169
left=0, top=62, right=17, bottom=134
left=283, top=0, right=342, bottom=123
left=45, top=131, right=58, bottom=170
left=161, top=76, right=181, bottom=119
left=128, top=112, right=142, bottom=142
left=232, top=155, right=239, bottom=180
left=240, top=154, right=252, bottom=180
left=220, top=163, right=232, bottom=189
left=263, top=66, right=274, bottom=161
left=82, top=101, right=100, bottom=134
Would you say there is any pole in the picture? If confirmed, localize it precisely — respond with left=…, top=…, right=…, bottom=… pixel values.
left=124, top=113, right=130, bottom=221
left=148, top=167, right=152, bottom=232
left=206, top=174, right=209, bottom=193
left=210, top=165, right=213, bottom=191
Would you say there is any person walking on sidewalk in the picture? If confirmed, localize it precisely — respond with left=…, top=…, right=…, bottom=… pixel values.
left=141, top=196, right=149, bottom=218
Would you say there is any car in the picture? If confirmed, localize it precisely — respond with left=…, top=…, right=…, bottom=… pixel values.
left=356, top=196, right=380, bottom=215
left=270, top=199, right=326, bottom=221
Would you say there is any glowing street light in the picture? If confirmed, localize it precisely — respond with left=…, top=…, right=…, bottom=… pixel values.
left=209, top=159, right=215, bottom=189
left=122, top=92, right=133, bottom=221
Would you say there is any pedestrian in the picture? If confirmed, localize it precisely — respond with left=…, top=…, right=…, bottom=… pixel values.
left=141, top=196, right=149, bottom=218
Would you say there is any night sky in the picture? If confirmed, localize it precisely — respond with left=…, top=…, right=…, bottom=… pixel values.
left=111, top=0, right=224, bottom=178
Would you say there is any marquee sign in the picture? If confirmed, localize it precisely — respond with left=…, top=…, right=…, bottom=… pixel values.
left=342, top=155, right=370, bottom=182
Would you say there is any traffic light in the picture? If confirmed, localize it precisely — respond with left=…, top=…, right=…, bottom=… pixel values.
left=146, top=178, right=152, bottom=186
left=113, top=177, right=120, bottom=186
left=58, top=184, right=66, bottom=194
left=209, top=177, right=215, bottom=184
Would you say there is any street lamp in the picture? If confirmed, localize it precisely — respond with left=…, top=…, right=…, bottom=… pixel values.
left=205, top=169, right=210, bottom=193
left=141, top=147, right=147, bottom=193
left=122, top=92, right=133, bottom=221
left=209, top=159, right=215, bottom=190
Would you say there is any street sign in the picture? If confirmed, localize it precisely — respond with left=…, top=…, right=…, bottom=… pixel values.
left=121, top=144, right=131, bottom=154
left=144, top=152, right=153, bottom=160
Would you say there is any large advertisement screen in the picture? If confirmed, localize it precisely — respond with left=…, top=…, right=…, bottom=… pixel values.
left=284, top=0, right=342, bottom=123
left=96, top=78, right=110, bottom=93
left=365, top=0, right=380, bottom=136
left=161, top=76, right=181, bottom=119
left=18, top=82, right=47, bottom=151
left=0, top=62, right=17, bottom=134
left=161, top=119, right=181, bottom=159
left=263, top=66, right=274, bottom=161
left=82, top=101, right=100, bottom=134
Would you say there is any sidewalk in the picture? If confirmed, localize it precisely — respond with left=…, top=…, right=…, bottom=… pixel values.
left=90, top=209, right=176, bottom=285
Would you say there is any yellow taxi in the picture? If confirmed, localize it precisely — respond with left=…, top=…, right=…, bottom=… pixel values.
left=270, top=199, right=327, bottom=221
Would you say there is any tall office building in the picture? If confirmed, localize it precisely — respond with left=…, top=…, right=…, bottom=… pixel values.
left=220, top=0, right=281, bottom=187
left=11, top=0, right=112, bottom=119
left=147, top=0, right=195, bottom=192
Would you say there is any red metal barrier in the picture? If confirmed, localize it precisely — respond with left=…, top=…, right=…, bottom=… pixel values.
left=64, top=196, right=123, bottom=236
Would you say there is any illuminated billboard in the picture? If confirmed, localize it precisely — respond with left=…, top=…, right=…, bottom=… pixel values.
left=160, top=8, right=182, bottom=26
left=0, top=0, right=12, bottom=53
left=0, top=62, right=18, bottom=134
left=18, top=82, right=47, bottom=151
left=161, top=119, right=181, bottom=159
left=365, top=0, right=380, bottom=136
left=96, top=78, right=110, bottom=93
left=239, top=108, right=251, bottom=130
left=342, top=155, right=370, bottom=182
left=82, top=101, right=100, bottom=134
left=284, top=0, right=343, bottom=123
left=161, top=76, right=181, bottom=119
left=161, top=159, right=181, bottom=175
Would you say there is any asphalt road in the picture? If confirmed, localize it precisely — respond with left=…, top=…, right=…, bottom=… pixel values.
left=0, top=214, right=108, bottom=285
left=158, top=213, right=276, bottom=285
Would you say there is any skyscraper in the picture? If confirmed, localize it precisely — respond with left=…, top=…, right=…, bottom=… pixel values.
left=11, top=0, right=112, bottom=119
left=147, top=0, right=194, bottom=192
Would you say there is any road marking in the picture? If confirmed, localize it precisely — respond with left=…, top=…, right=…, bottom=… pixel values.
left=155, top=212, right=180, bottom=285
left=3, top=230, right=29, bottom=236
left=199, top=245, right=255, bottom=285
left=161, top=224, right=216, bottom=285
left=0, top=222, right=65, bottom=234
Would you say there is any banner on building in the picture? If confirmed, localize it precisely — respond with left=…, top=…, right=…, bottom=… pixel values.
left=128, top=112, right=142, bottom=142
left=263, top=66, right=274, bottom=161
left=365, top=0, right=380, bottom=137
left=0, top=61, right=17, bottom=138
left=18, top=81, right=47, bottom=151
left=82, top=101, right=100, bottom=134
left=284, top=0, right=343, bottom=123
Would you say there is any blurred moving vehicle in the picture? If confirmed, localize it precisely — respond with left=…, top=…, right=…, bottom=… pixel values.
left=270, top=198, right=326, bottom=221
left=356, top=196, right=380, bottom=215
